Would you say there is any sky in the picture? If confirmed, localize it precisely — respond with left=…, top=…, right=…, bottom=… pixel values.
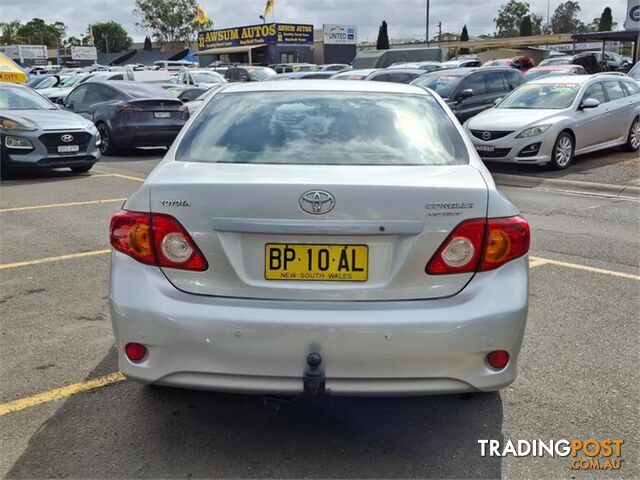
left=4, top=0, right=630, bottom=43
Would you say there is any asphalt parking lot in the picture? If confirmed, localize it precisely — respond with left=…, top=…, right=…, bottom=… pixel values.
left=1, top=149, right=639, bottom=479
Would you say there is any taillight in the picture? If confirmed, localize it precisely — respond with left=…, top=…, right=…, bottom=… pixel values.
left=109, top=211, right=207, bottom=271
left=426, top=215, right=529, bottom=275
left=481, top=216, right=530, bottom=271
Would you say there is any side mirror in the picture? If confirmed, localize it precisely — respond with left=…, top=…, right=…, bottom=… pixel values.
left=458, top=88, right=474, bottom=101
left=66, top=102, right=74, bottom=110
left=55, top=97, right=65, bottom=105
left=579, top=98, right=600, bottom=110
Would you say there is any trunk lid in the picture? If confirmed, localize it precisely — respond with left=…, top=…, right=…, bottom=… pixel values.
left=148, top=162, right=488, bottom=300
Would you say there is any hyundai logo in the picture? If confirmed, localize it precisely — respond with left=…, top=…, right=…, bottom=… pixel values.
left=299, top=190, right=335, bottom=215
left=60, top=134, right=74, bottom=143
left=482, top=131, right=491, bottom=141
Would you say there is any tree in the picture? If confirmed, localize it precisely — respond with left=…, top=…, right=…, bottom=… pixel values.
left=376, top=20, right=390, bottom=50
left=599, top=7, right=613, bottom=31
left=531, top=13, right=544, bottom=34
left=0, top=21, right=21, bottom=45
left=494, top=0, right=536, bottom=37
left=519, top=16, right=533, bottom=36
left=133, top=0, right=200, bottom=45
left=16, top=18, right=66, bottom=47
left=90, top=22, right=133, bottom=53
left=65, top=36, right=90, bottom=47
left=551, top=1, right=584, bottom=34
left=459, top=25, right=470, bottom=54
left=143, top=35, right=153, bottom=50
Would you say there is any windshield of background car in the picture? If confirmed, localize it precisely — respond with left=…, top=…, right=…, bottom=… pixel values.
left=176, top=91, right=468, bottom=166
left=247, top=67, right=277, bottom=81
left=411, top=73, right=463, bottom=98
left=0, top=87, right=56, bottom=110
left=59, top=76, right=80, bottom=87
left=193, top=72, right=225, bottom=83
left=497, top=82, right=580, bottom=109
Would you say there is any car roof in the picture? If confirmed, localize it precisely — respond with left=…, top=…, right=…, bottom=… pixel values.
left=220, top=79, right=429, bottom=95
left=533, top=75, right=592, bottom=84
left=334, top=68, right=380, bottom=76
left=371, top=68, right=426, bottom=74
left=96, top=81, right=176, bottom=97
left=529, top=65, right=577, bottom=71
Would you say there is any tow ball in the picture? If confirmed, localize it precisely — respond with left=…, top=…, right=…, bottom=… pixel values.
left=303, top=353, right=325, bottom=395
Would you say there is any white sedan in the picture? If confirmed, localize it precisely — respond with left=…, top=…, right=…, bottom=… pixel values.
left=109, top=80, right=530, bottom=396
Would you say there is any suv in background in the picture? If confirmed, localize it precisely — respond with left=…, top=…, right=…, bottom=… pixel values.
left=411, top=67, right=525, bottom=122
left=571, top=52, right=603, bottom=74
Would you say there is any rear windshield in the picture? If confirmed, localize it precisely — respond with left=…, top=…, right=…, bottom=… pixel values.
left=176, top=91, right=468, bottom=166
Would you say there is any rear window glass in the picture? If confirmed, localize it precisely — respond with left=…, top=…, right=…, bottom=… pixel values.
left=176, top=91, right=468, bottom=166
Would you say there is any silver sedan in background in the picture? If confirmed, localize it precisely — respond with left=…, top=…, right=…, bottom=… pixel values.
left=466, top=74, right=640, bottom=169
left=0, top=82, right=101, bottom=174
left=109, top=81, right=530, bottom=396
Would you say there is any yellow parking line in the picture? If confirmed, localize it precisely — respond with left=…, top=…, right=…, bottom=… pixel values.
left=529, top=257, right=551, bottom=268
left=0, top=249, right=111, bottom=270
left=0, top=372, right=125, bottom=417
left=93, top=172, right=145, bottom=182
left=531, top=256, right=640, bottom=281
left=0, top=198, right=126, bottom=213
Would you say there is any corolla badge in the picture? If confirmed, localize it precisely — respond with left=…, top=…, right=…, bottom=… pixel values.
left=299, top=190, right=335, bottom=215
left=60, top=134, right=74, bottom=143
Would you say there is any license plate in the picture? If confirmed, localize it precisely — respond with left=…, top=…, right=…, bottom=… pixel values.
left=57, top=145, right=79, bottom=153
left=154, top=112, right=171, bottom=118
left=265, top=244, right=368, bottom=282
left=475, top=145, right=495, bottom=152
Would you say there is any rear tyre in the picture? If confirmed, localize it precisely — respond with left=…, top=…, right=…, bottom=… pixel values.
left=547, top=132, right=574, bottom=170
left=96, top=122, right=119, bottom=156
left=622, top=117, right=640, bottom=152
left=70, top=165, right=93, bottom=173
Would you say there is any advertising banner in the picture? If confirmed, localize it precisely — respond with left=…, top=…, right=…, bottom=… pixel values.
left=323, top=24, right=357, bottom=45
left=198, top=23, right=313, bottom=50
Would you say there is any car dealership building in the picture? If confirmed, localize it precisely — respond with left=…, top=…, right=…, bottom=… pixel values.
left=197, top=23, right=315, bottom=66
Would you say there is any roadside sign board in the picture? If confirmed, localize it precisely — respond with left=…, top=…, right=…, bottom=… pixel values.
left=323, top=24, right=357, bottom=45
left=198, top=23, right=313, bottom=50
left=71, top=46, right=98, bottom=60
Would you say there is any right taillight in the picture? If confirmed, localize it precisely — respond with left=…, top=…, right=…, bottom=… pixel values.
left=426, top=215, right=529, bottom=275
left=109, top=210, right=208, bottom=271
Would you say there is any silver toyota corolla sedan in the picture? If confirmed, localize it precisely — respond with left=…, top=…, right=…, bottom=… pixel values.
left=0, top=82, right=101, bottom=173
left=109, top=80, right=530, bottom=396
left=466, top=74, right=640, bottom=169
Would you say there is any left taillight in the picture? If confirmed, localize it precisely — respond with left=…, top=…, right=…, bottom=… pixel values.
left=109, top=211, right=207, bottom=271
left=426, top=215, right=530, bottom=275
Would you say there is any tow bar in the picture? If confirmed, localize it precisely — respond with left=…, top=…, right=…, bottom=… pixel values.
left=303, top=352, right=325, bottom=395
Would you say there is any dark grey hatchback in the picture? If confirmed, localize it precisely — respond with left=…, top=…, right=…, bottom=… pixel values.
left=63, top=81, right=189, bottom=155
left=411, top=67, right=525, bottom=122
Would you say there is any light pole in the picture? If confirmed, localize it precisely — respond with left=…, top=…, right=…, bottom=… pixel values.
left=426, top=0, right=430, bottom=46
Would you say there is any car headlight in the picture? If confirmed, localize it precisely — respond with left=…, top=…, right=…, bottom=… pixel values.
left=516, top=124, right=552, bottom=138
left=5, top=135, right=34, bottom=149
left=0, top=116, right=38, bottom=132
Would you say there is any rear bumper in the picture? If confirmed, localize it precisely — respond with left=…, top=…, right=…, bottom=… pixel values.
left=110, top=252, right=529, bottom=395
left=112, top=125, right=183, bottom=148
